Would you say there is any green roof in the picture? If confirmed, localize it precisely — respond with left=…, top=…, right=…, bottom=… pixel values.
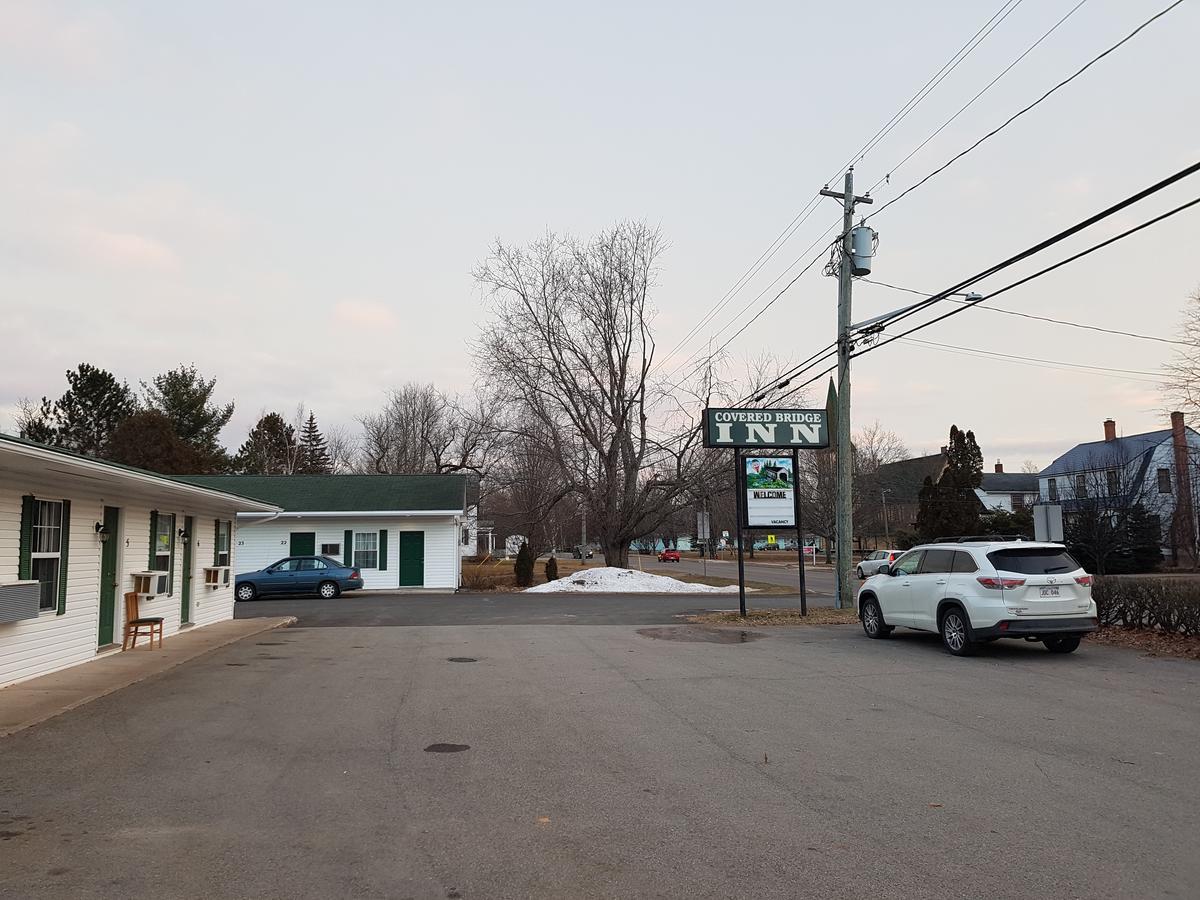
left=177, top=474, right=467, bottom=513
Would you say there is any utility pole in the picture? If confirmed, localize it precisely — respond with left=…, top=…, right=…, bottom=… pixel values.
left=820, top=169, right=872, bottom=609
left=881, top=489, right=891, bottom=545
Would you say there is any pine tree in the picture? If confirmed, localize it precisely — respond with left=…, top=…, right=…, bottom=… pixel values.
left=105, top=411, right=203, bottom=474
left=236, top=413, right=297, bottom=474
left=297, top=412, right=332, bottom=474
left=18, top=364, right=137, bottom=456
left=143, top=365, right=235, bottom=470
left=916, top=425, right=984, bottom=539
left=514, top=542, right=535, bottom=587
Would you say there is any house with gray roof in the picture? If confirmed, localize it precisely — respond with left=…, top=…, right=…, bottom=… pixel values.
left=975, top=462, right=1040, bottom=512
left=1038, top=413, right=1200, bottom=550
left=180, top=474, right=471, bottom=591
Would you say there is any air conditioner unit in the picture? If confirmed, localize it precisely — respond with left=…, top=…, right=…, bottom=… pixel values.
left=132, top=571, right=170, bottom=598
left=203, top=566, right=231, bottom=589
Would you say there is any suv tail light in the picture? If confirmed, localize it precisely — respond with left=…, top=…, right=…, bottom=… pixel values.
left=976, top=576, right=1026, bottom=590
left=1074, top=575, right=1092, bottom=587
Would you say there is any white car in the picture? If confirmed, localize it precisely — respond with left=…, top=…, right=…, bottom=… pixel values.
left=857, top=549, right=899, bottom=579
left=855, top=539, right=1098, bottom=656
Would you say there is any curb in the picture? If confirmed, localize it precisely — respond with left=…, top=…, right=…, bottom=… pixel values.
left=0, top=616, right=297, bottom=739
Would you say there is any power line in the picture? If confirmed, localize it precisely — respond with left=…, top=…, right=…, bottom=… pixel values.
left=867, top=0, right=1092, bottom=194
left=860, top=277, right=1189, bottom=346
left=865, top=0, right=1185, bottom=222
left=896, top=336, right=1164, bottom=381
left=849, top=0, right=1026, bottom=171
left=854, top=192, right=1200, bottom=359
left=657, top=0, right=1038, bottom=380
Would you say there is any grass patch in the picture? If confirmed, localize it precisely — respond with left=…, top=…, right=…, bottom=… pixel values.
left=686, top=607, right=858, bottom=626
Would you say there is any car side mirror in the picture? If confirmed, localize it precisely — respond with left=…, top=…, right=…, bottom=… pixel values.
left=878, top=564, right=891, bottom=576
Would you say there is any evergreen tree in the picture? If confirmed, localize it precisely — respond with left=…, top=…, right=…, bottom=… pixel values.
left=514, top=542, right=535, bottom=587
left=236, top=413, right=297, bottom=474
left=916, top=424, right=984, bottom=539
left=297, top=412, right=332, bottom=474
left=143, top=365, right=234, bottom=469
left=17, top=364, right=137, bottom=455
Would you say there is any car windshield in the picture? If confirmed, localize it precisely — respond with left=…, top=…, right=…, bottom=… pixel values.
left=987, top=547, right=1081, bottom=575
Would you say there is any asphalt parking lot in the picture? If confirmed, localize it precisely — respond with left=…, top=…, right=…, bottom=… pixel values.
left=2, top=595, right=1197, bottom=899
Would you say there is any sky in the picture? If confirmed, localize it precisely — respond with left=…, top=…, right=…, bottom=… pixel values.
left=2, top=0, right=1198, bottom=470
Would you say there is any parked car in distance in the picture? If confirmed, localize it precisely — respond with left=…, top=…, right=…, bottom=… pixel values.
left=572, top=545, right=595, bottom=559
left=855, top=539, right=1098, bottom=657
left=235, top=555, right=363, bottom=601
left=857, top=549, right=899, bottom=579
left=658, top=549, right=681, bottom=562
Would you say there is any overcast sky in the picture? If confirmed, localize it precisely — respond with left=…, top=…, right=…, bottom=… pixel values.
left=3, top=0, right=1198, bottom=469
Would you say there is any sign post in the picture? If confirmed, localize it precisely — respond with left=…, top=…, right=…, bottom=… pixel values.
left=704, top=407, right=828, bottom=617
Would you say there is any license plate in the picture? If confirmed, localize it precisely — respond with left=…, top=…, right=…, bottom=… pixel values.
left=1039, top=586, right=1060, bottom=598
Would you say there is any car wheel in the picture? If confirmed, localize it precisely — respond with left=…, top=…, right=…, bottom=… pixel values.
left=1043, top=636, right=1081, bottom=654
left=856, top=566, right=865, bottom=579
left=235, top=583, right=256, bottom=601
left=939, top=607, right=975, bottom=657
left=859, top=597, right=892, bottom=639
left=318, top=581, right=339, bottom=600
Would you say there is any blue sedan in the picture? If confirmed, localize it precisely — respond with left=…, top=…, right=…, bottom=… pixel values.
left=235, top=556, right=363, bottom=601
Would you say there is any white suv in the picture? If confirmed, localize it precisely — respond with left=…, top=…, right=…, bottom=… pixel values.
left=855, top=539, right=1098, bottom=656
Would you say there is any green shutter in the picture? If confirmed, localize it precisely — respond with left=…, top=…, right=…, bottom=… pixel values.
left=213, top=519, right=220, bottom=566
left=57, top=499, right=71, bottom=615
left=344, top=529, right=353, bottom=566
left=148, top=511, right=158, bottom=569
left=168, top=517, right=176, bottom=595
left=18, top=495, right=34, bottom=581
left=378, top=529, right=388, bottom=571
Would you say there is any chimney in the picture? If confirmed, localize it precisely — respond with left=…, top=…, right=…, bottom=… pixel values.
left=994, top=460, right=1004, bottom=474
left=1103, top=419, right=1117, bottom=442
left=1172, top=411, right=1194, bottom=555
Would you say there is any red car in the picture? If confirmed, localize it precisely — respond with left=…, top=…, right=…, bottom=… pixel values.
left=658, top=549, right=681, bottom=562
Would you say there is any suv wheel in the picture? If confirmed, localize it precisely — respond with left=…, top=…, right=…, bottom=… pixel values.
left=1043, top=636, right=1081, bottom=654
left=940, top=606, right=975, bottom=657
left=860, top=597, right=892, bottom=639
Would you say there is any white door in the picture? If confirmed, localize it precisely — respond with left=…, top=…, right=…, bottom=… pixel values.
left=909, top=548, right=955, bottom=631
left=878, top=549, right=923, bottom=627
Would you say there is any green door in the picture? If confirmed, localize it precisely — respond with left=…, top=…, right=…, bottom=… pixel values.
left=290, top=532, right=316, bottom=556
left=181, top=515, right=194, bottom=624
left=398, top=532, right=424, bottom=587
left=98, top=506, right=120, bottom=646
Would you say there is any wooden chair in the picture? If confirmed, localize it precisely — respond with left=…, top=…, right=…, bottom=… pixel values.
left=123, top=591, right=164, bottom=650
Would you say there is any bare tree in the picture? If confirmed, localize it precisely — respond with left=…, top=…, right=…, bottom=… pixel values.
left=1021, top=459, right=1040, bottom=474
left=358, top=383, right=503, bottom=481
left=325, top=424, right=359, bottom=474
left=474, top=221, right=719, bottom=568
left=1163, top=286, right=1200, bottom=415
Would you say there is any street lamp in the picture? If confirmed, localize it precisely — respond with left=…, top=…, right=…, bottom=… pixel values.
left=881, top=489, right=892, bottom=545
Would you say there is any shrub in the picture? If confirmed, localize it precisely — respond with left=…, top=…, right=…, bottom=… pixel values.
left=545, top=556, right=559, bottom=582
left=1092, top=576, right=1200, bottom=636
left=514, top=542, right=535, bottom=588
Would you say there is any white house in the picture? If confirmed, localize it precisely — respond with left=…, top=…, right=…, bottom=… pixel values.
left=0, top=434, right=279, bottom=690
left=975, top=462, right=1040, bottom=513
left=1039, top=413, right=1200, bottom=549
left=181, top=474, right=471, bottom=590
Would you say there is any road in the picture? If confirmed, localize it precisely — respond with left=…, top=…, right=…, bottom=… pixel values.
left=636, top=551, right=838, bottom=596
left=2, top=594, right=1197, bottom=899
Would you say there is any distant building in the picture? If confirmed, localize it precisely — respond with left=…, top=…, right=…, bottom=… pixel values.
left=975, top=461, right=1039, bottom=512
left=868, top=450, right=950, bottom=537
left=1039, top=413, right=1200, bottom=552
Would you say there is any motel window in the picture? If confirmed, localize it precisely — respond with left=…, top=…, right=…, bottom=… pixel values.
left=1048, top=478, right=1058, bottom=501
left=320, top=543, right=341, bottom=557
left=1075, top=475, right=1087, bottom=499
left=1158, top=468, right=1172, bottom=494
left=354, top=532, right=379, bottom=569
left=31, top=500, right=64, bottom=611
left=216, top=520, right=232, bottom=567
left=154, top=512, right=175, bottom=595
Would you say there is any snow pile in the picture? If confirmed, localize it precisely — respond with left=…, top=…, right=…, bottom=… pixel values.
left=525, top=566, right=741, bottom=594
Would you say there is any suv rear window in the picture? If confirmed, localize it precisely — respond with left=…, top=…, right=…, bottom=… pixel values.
left=987, top=548, right=1080, bottom=575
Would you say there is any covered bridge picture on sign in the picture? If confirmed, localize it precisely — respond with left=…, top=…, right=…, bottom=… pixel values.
left=745, top=457, right=795, bottom=527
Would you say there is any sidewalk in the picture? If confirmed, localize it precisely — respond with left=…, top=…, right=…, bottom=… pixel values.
left=0, top=615, right=296, bottom=738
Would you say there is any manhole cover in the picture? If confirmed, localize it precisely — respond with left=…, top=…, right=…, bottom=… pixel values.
left=424, top=743, right=470, bottom=753
left=446, top=657, right=477, bottom=663
left=636, top=626, right=766, bottom=644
